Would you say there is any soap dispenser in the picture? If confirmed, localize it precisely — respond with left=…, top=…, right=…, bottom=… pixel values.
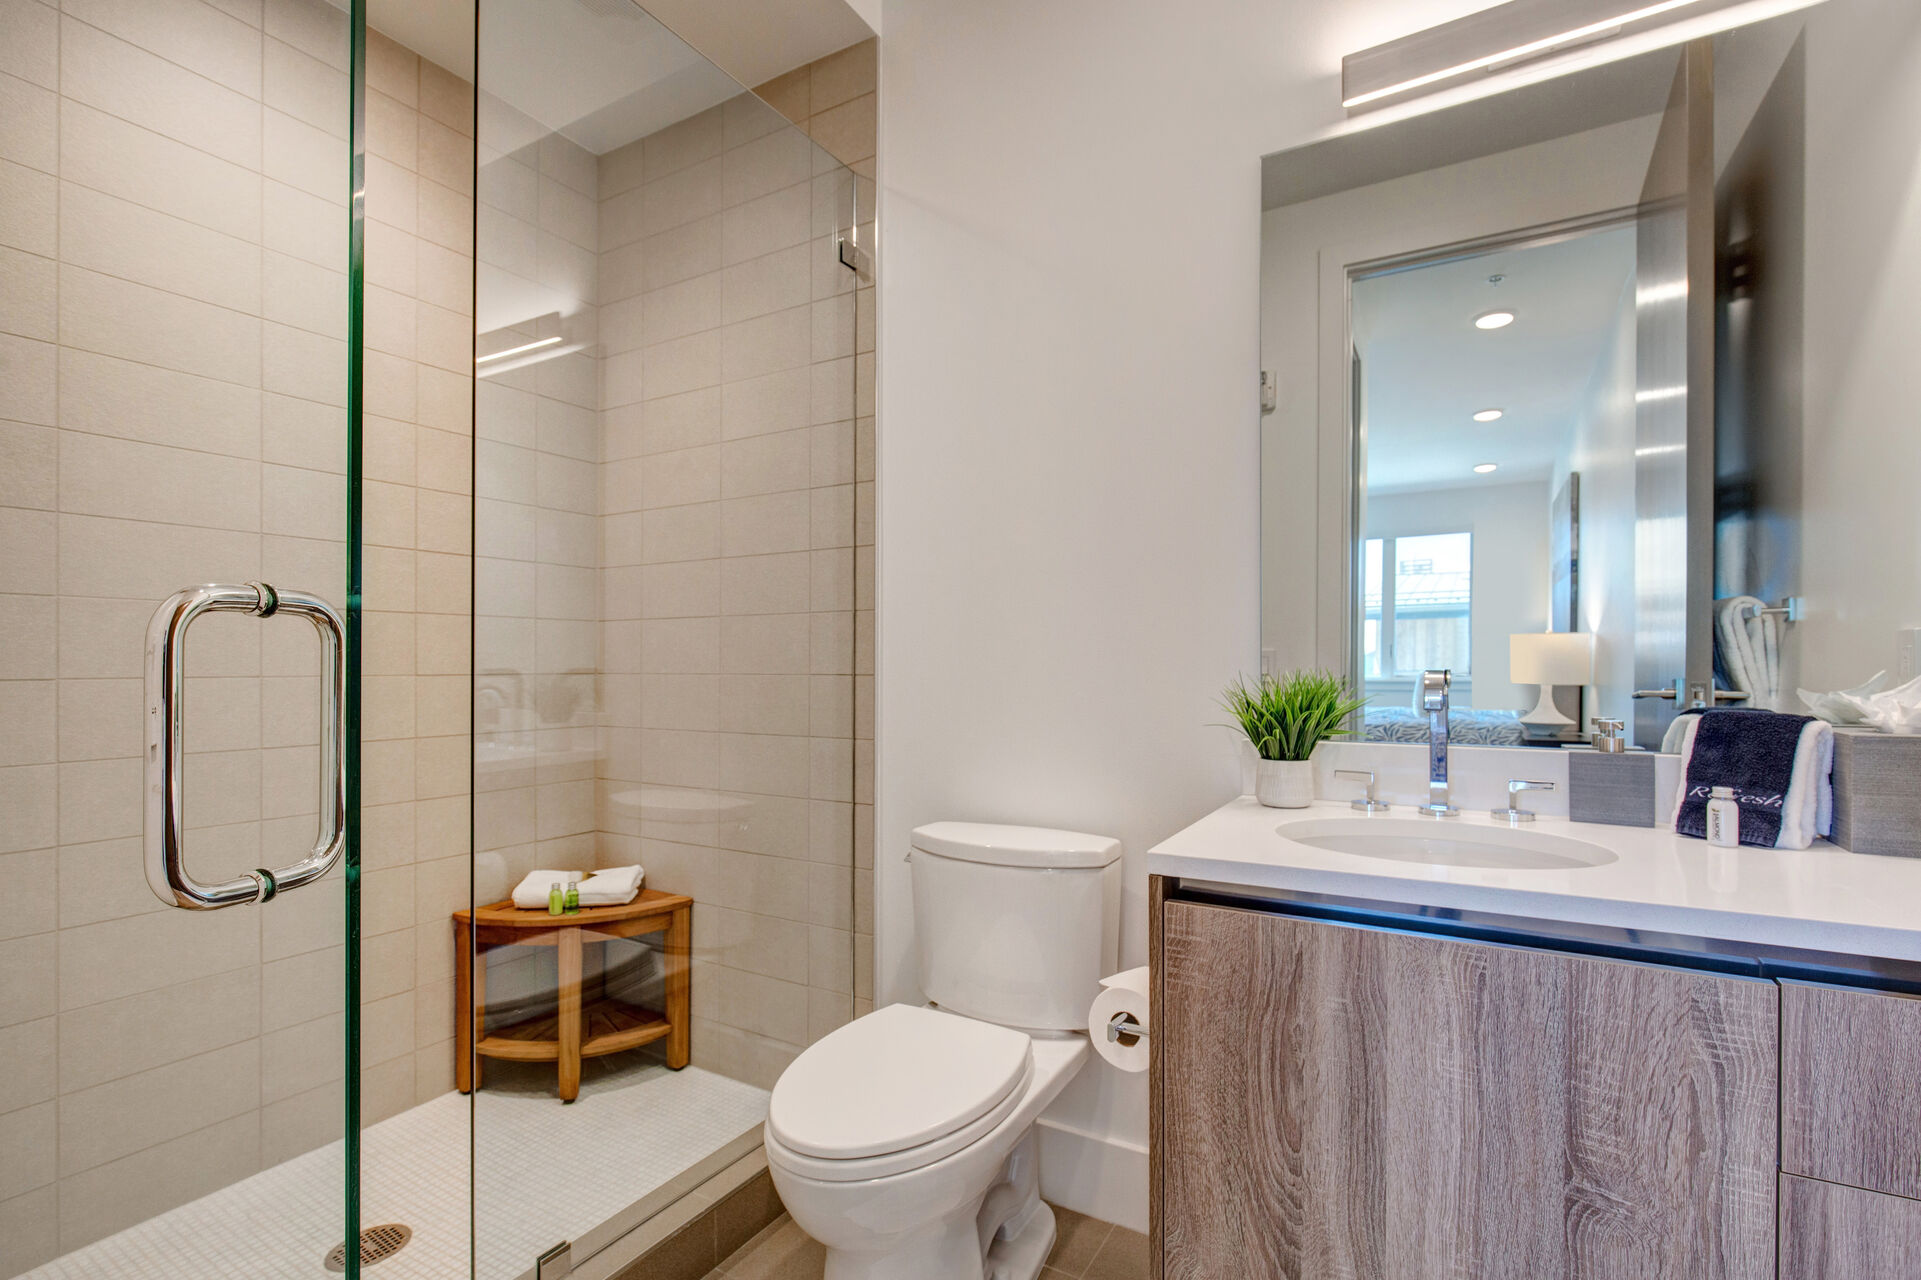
left=1568, top=717, right=1657, bottom=827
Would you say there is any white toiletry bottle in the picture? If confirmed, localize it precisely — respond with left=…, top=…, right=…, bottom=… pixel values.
left=1706, top=786, right=1740, bottom=847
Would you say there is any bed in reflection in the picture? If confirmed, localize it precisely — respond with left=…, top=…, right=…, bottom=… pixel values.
left=1362, top=706, right=1525, bottom=746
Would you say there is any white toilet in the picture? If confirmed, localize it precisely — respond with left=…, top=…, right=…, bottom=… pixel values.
left=764, top=821, right=1123, bottom=1280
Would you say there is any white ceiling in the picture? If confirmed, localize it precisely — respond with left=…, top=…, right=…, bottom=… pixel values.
left=1354, top=224, right=1637, bottom=495
left=367, top=0, right=874, bottom=155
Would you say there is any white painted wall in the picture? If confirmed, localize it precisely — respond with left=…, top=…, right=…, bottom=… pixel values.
left=1365, top=481, right=1551, bottom=712
left=873, top=0, right=1511, bottom=1229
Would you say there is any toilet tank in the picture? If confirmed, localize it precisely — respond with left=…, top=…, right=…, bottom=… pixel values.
left=910, top=822, right=1122, bottom=1032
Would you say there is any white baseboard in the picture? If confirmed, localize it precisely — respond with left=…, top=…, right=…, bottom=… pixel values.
left=1036, top=1117, right=1148, bottom=1234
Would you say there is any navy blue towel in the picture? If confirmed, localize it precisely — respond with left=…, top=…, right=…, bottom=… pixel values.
left=1675, top=708, right=1814, bottom=847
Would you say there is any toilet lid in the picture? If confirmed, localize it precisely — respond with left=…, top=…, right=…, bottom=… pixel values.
left=769, top=1004, right=1032, bottom=1160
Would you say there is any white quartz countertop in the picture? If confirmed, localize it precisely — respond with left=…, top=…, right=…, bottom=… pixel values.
left=1150, top=797, right=1921, bottom=963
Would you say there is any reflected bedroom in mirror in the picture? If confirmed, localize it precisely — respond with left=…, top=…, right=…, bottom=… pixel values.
left=1260, top=0, right=1921, bottom=757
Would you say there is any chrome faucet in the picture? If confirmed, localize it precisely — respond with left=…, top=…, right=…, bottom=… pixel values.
left=1418, top=669, right=1458, bottom=817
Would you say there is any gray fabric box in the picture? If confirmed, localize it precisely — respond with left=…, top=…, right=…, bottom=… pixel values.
left=1568, top=751, right=1658, bottom=828
left=1831, top=729, right=1921, bottom=858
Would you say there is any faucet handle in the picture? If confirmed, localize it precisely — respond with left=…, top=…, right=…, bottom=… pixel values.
left=1420, top=669, right=1451, bottom=712
left=1492, top=779, right=1555, bottom=824
left=1334, top=768, right=1389, bottom=813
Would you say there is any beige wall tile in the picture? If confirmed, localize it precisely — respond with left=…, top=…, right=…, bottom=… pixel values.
left=0, top=157, right=58, bottom=256
left=60, top=16, right=260, bottom=168
left=365, top=27, right=418, bottom=106
left=0, top=421, right=52, bottom=510
left=0, top=70, right=56, bottom=177
left=419, top=57, right=472, bottom=138
left=57, top=1111, right=258, bottom=1253
left=0, top=1184, right=58, bottom=1277
left=0, top=1101, right=54, bottom=1200
left=643, top=103, right=724, bottom=180
left=59, top=264, right=261, bottom=388
left=0, top=0, right=57, bottom=92
left=809, top=39, right=876, bottom=116
left=0, top=334, right=54, bottom=426
left=721, top=184, right=811, bottom=266
left=0, top=847, right=54, bottom=938
left=0, top=245, right=55, bottom=342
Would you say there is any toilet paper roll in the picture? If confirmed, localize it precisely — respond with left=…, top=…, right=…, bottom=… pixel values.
left=1088, top=967, right=1150, bottom=1073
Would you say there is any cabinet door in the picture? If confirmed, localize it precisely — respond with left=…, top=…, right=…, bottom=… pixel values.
left=1781, top=1175, right=1921, bottom=1278
left=1782, top=981, right=1921, bottom=1199
left=1158, top=902, right=1778, bottom=1280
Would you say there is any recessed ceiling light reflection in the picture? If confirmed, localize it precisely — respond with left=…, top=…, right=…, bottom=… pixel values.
left=1473, top=463, right=1499, bottom=474
left=1472, top=408, right=1504, bottom=423
left=1474, top=310, right=1516, bottom=330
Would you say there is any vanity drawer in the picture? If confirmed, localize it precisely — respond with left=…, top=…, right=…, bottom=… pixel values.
left=1782, top=981, right=1921, bottom=1198
left=1780, top=1175, right=1921, bottom=1279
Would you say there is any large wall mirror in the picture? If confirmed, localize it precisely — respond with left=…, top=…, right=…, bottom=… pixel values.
left=1260, top=0, right=1921, bottom=751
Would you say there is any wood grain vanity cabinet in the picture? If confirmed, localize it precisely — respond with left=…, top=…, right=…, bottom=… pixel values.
left=1150, top=887, right=1780, bottom=1279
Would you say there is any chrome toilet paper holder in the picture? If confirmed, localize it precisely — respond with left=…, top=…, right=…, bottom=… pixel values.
left=1106, top=1012, right=1149, bottom=1044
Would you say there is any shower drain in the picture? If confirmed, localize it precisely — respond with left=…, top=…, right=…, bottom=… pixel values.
left=324, top=1223, right=413, bottom=1272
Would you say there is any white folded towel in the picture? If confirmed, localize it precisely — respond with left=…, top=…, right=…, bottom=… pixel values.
left=511, top=870, right=577, bottom=910
left=509, top=865, right=646, bottom=910
left=1665, top=715, right=1833, bottom=849
left=578, top=864, right=644, bottom=906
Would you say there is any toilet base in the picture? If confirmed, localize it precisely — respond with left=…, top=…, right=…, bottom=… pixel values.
left=816, top=1130, right=1056, bottom=1280
left=984, top=1201, right=1055, bottom=1280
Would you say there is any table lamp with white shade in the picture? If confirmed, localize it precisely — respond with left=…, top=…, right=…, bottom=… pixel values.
left=1510, top=631, right=1596, bottom=727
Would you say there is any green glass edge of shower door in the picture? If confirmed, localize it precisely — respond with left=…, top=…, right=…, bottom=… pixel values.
left=345, top=1, right=367, bottom=1277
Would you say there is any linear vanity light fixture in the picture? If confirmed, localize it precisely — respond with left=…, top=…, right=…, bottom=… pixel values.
left=1341, top=0, right=1754, bottom=113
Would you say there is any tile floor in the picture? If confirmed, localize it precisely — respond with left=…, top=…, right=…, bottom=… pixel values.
left=704, top=1205, right=1149, bottom=1280
left=20, top=1058, right=767, bottom=1280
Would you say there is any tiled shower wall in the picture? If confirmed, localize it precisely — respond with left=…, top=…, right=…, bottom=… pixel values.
left=588, top=40, right=875, bottom=1092
left=0, top=1, right=474, bottom=1270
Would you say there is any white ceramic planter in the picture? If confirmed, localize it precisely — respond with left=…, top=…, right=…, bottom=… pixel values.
left=1254, top=758, right=1315, bottom=809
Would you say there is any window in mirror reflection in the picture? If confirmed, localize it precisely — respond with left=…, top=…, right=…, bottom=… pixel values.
left=1362, top=533, right=1473, bottom=691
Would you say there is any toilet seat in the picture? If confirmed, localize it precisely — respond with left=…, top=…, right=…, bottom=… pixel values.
left=768, top=1005, right=1035, bottom=1182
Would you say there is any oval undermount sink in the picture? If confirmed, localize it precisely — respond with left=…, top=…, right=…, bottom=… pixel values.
left=1275, top=817, right=1618, bottom=871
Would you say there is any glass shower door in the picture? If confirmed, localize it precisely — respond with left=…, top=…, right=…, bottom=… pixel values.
left=0, top=0, right=379, bottom=1275
left=467, top=2, right=869, bottom=1274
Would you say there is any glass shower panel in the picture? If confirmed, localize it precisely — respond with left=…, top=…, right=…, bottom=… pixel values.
left=1, top=0, right=367, bottom=1276
left=469, top=2, right=862, bottom=1273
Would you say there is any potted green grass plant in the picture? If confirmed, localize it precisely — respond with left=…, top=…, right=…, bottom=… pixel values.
left=1221, top=670, right=1369, bottom=808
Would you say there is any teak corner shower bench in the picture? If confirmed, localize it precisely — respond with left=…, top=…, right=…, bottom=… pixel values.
left=454, top=889, right=692, bottom=1102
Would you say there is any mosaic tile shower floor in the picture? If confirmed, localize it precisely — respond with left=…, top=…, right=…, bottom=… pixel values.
left=23, top=1061, right=768, bottom=1280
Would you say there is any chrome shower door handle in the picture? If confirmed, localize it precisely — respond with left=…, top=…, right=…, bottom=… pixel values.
left=145, top=582, right=347, bottom=909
